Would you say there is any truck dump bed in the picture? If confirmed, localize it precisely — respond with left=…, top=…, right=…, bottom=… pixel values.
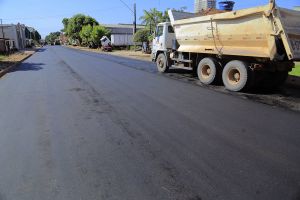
left=168, top=3, right=300, bottom=61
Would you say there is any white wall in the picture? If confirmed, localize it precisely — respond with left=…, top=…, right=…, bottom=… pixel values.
left=111, top=34, right=134, bottom=46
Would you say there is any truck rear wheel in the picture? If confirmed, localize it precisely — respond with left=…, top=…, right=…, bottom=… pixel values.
left=197, top=57, right=220, bottom=85
left=222, top=60, right=251, bottom=92
left=156, top=53, right=169, bottom=73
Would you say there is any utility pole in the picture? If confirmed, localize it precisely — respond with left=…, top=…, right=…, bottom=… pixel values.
left=0, top=19, right=5, bottom=39
left=133, top=2, right=137, bottom=35
left=118, top=0, right=136, bottom=35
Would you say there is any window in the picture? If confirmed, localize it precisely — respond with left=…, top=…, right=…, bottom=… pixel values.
left=156, top=26, right=164, bottom=37
left=168, top=26, right=174, bottom=33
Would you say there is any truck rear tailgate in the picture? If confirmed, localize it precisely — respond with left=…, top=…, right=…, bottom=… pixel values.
left=277, top=7, right=300, bottom=61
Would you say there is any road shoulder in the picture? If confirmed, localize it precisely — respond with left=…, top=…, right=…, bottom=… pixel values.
left=0, top=49, right=36, bottom=78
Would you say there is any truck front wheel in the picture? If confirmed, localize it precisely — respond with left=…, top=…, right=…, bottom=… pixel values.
left=156, top=53, right=169, bottom=73
left=197, top=57, right=220, bottom=85
left=222, top=60, right=251, bottom=92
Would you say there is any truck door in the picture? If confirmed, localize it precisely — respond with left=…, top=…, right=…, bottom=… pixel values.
left=166, top=25, right=175, bottom=49
left=153, top=25, right=165, bottom=52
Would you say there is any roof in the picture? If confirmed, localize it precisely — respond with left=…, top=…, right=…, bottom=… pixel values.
left=0, top=24, right=17, bottom=27
left=103, top=24, right=145, bottom=34
left=103, top=24, right=145, bottom=29
left=26, top=27, right=36, bottom=32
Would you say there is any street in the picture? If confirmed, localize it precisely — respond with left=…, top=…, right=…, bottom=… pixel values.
left=0, top=46, right=299, bottom=200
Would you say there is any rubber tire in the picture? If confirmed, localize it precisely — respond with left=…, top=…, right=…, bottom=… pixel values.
left=222, top=60, right=250, bottom=92
left=156, top=53, right=169, bottom=73
left=197, top=57, right=219, bottom=85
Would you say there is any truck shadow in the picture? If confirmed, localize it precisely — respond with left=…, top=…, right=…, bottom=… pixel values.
left=35, top=48, right=47, bottom=52
left=167, top=68, right=194, bottom=74
left=165, top=68, right=300, bottom=105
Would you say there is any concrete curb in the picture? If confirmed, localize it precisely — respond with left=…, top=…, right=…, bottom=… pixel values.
left=285, top=75, right=300, bottom=89
left=0, top=52, right=35, bottom=78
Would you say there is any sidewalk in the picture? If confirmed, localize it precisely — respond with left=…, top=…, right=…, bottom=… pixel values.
left=0, top=49, right=36, bottom=77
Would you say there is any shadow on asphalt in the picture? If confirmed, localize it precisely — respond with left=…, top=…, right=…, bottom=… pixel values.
left=9, top=62, right=44, bottom=73
left=66, top=46, right=300, bottom=111
left=35, top=48, right=46, bottom=52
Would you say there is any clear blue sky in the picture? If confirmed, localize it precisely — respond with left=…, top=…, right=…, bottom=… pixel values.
left=0, top=0, right=298, bottom=38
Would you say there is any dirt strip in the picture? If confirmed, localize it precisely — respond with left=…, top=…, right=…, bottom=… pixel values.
left=0, top=49, right=36, bottom=78
left=67, top=45, right=151, bottom=61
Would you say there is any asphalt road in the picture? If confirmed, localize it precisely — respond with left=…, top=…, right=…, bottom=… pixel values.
left=0, top=46, right=299, bottom=200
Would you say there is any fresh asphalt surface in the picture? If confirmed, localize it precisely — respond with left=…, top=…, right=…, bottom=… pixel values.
left=0, top=46, right=299, bottom=200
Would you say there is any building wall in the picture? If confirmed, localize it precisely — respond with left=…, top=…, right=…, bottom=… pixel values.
left=0, top=24, right=26, bottom=50
left=111, top=34, right=133, bottom=46
left=103, top=24, right=145, bottom=46
left=17, top=24, right=26, bottom=49
left=194, top=0, right=216, bottom=12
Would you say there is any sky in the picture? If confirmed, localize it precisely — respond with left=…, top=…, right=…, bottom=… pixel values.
left=0, top=0, right=298, bottom=38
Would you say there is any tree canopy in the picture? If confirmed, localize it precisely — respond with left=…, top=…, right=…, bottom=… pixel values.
left=45, top=32, right=60, bottom=43
left=63, top=14, right=99, bottom=43
left=91, top=25, right=110, bottom=46
left=62, top=18, right=69, bottom=32
left=79, top=24, right=93, bottom=45
left=139, top=7, right=187, bottom=34
left=139, top=8, right=164, bottom=34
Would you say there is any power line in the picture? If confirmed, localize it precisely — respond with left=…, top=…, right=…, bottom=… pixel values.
left=118, top=0, right=134, bottom=13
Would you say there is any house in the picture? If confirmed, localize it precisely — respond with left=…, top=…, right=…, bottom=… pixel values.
left=25, top=26, right=38, bottom=47
left=0, top=38, right=10, bottom=53
left=103, top=24, right=145, bottom=46
left=0, top=23, right=26, bottom=50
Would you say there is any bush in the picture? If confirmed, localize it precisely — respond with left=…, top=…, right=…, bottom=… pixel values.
left=133, top=29, right=150, bottom=43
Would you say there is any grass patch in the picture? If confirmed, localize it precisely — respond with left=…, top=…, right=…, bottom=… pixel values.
left=0, top=55, right=6, bottom=61
left=290, top=62, right=300, bottom=77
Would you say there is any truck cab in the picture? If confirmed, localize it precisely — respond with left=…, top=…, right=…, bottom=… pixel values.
left=151, top=22, right=175, bottom=62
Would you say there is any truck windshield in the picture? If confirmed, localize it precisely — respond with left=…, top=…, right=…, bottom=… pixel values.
left=156, top=26, right=164, bottom=37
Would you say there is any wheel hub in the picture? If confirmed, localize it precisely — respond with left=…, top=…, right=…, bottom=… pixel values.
left=202, top=65, right=211, bottom=78
left=228, top=68, right=241, bottom=84
left=234, top=72, right=240, bottom=81
left=158, top=59, right=164, bottom=68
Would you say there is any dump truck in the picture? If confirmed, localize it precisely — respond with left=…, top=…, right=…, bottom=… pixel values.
left=152, top=0, right=300, bottom=92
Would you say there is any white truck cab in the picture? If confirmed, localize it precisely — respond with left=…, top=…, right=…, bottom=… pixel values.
left=151, top=22, right=175, bottom=63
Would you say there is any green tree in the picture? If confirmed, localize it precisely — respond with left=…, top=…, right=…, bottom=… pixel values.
left=140, top=7, right=188, bottom=32
left=79, top=24, right=93, bottom=46
left=65, top=14, right=99, bottom=43
left=133, top=29, right=150, bottom=43
left=62, top=18, right=69, bottom=32
left=45, top=32, right=60, bottom=43
left=139, top=8, right=164, bottom=34
left=91, top=25, right=110, bottom=46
